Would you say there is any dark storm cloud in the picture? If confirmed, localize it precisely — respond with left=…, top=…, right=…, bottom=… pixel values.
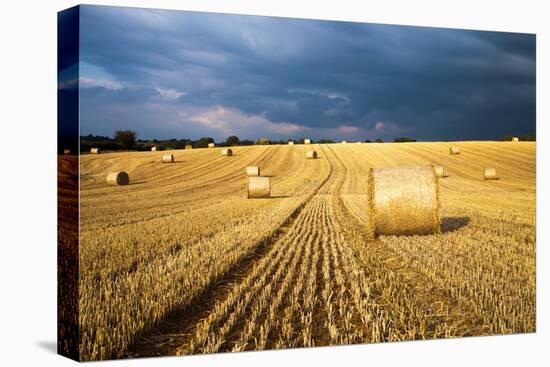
left=77, top=5, right=535, bottom=141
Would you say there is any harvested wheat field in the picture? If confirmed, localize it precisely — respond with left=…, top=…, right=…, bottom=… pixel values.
left=74, top=142, right=536, bottom=361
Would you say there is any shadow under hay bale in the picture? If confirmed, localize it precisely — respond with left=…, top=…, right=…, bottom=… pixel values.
left=441, top=216, right=471, bottom=233
left=368, top=165, right=440, bottom=236
left=106, top=171, right=130, bottom=186
left=248, top=176, right=270, bottom=198
left=162, top=154, right=174, bottom=163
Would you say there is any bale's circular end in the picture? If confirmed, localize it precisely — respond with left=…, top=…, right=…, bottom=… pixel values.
left=306, top=150, right=318, bottom=159
left=484, top=167, right=499, bottom=180
left=368, top=165, right=440, bottom=236
left=162, top=154, right=174, bottom=163
left=222, top=148, right=233, bottom=156
left=247, top=176, right=270, bottom=198
left=246, top=166, right=260, bottom=176
left=106, top=171, right=129, bottom=186
left=449, top=147, right=460, bottom=155
left=90, top=148, right=100, bottom=154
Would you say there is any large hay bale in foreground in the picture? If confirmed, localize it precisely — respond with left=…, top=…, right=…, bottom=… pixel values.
left=434, top=165, right=445, bottom=177
left=222, top=148, right=233, bottom=156
left=484, top=167, right=499, bottom=180
left=248, top=176, right=270, bottom=198
left=185, top=144, right=193, bottom=149
left=90, top=148, right=100, bottom=154
left=162, top=154, right=174, bottom=163
left=368, top=165, right=440, bottom=236
left=63, top=149, right=71, bottom=155
left=304, top=139, right=311, bottom=144
left=246, top=166, right=260, bottom=176
left=306, top=150, right=318, bottom=159
left=106, top=171, right=129, bottom=186
left=208, top=143, right=215, bottom=148
left=449, top=147, right=460, bottom=155
left=512, top=137, right=519, bottom=142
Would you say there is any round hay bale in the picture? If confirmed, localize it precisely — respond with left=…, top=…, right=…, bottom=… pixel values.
left=208, top=143, right=215, bottom=148
left=90, top=148, right=100, bottom=154
left=246, top=166, right=260, bottom=176
left=512, top=137, right=519, bottom=142
left=63, top=149, right=71, bottom=155
left=306, top=150, right=318, bottom=159
left=248, top=176, right=270, bottom=198
left=341, top=141, right=347, bottom=144
left=221, top=148, right=233, bottom=156
left=449, top=147, right=460, bottom=155
left=106, top=171, right=129, bottom=186
left=484, top=167, right=499, bottom=180
left=162, top=154, right=174, bottom=163
left=434, top=165, right=445, bottom=178
left=151, top=146, right=158, bottom=151
left=304, top=139, right=311, bottom=144
left=185, top=144, right=193, bottom=149
left=288, top=141, right=294, bottom=145
left=368, top=165, right=440, bottom=236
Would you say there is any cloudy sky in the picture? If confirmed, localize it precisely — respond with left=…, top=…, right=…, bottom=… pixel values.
left=68, top=5, right=535, bottom=141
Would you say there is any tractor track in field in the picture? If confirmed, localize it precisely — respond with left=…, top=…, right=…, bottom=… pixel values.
left=124, top=146, right=335, bottom=358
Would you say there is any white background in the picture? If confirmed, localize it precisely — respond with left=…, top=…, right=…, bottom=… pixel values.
left=0, top=0, right=547, bottom=365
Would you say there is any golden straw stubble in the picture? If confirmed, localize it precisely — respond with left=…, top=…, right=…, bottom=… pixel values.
left=106, top=171, right=130, bottom=186
left=368, top=165, right=440, bottom=236
left=247, top=176, right=270, bottom=198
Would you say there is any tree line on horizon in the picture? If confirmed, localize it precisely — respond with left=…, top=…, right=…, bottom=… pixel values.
left=78, top=130, right=536, bottom=152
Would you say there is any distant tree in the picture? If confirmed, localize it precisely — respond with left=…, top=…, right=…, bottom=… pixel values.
left=520, top=134, right=536, bottom=141
left=114, top=130, right=137, bottom=149
left=226, top=135, right=240, bottom=146
left=318, top=139, right=335, bottom=144
left=364, top=139, right=372, bottom=143
left=500, top=135, right=514, bottom=141
left=240, top=139, right=254, bottom=146
left=375, top=138, right=384, bottom=143
left=255, top=137, right=270, bottom=145
left=196, top=137, right=215, bottom=148
left=393, top=137, right=417, bottom=143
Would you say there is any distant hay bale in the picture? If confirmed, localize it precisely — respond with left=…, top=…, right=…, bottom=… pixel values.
left=434, top=165, right=445, bottom=177
left=341, top=141, right=347, bottom=144
left=512, top=137, right=519, bottom=142
left=185, top=144, right=193, bottom=149
left=449, top=147, right=460, bottom=155
left=368, top=165, right=440, bottom=236
left=90, top=148, right=100, bottom=154
left=306, top=150, right=318, bottom=159
left=246, top=166, right=260, bottom=176
left=304, top=139, right=311, bottom=144
left=484, top=167, right=499, bottom=180
left=63, top=149, right=71, bottom=155
left=222, top=148, right=233, bottom=156
left=248, top=176, right=270, bottom=198
left=208, top=143, right=215, bottom=148
left=162, top=154, right=174, bottom=163
left=151, top=146, right=158, bottom=151
left=288, top=141, right=294, bottom=145
left=106, top=171, right=129, bottom=186
left=356, top=141, right=362, bottom=144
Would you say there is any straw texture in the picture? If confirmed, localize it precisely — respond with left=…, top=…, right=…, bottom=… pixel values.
left=246, top=166, right=260, bottom=176
left=106, top=171, right=129, bottom=186
left=368, top=165, right=440, bottom=236
left=247, top=176, right=270, bottom=198
left=162, top=154, right=174, bottom=163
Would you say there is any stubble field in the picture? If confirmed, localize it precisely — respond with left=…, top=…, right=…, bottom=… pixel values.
left=67, top=141, right=535, bottom=360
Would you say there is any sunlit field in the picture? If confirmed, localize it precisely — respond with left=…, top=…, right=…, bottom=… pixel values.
left=64, top=141, right=535, bottom=360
